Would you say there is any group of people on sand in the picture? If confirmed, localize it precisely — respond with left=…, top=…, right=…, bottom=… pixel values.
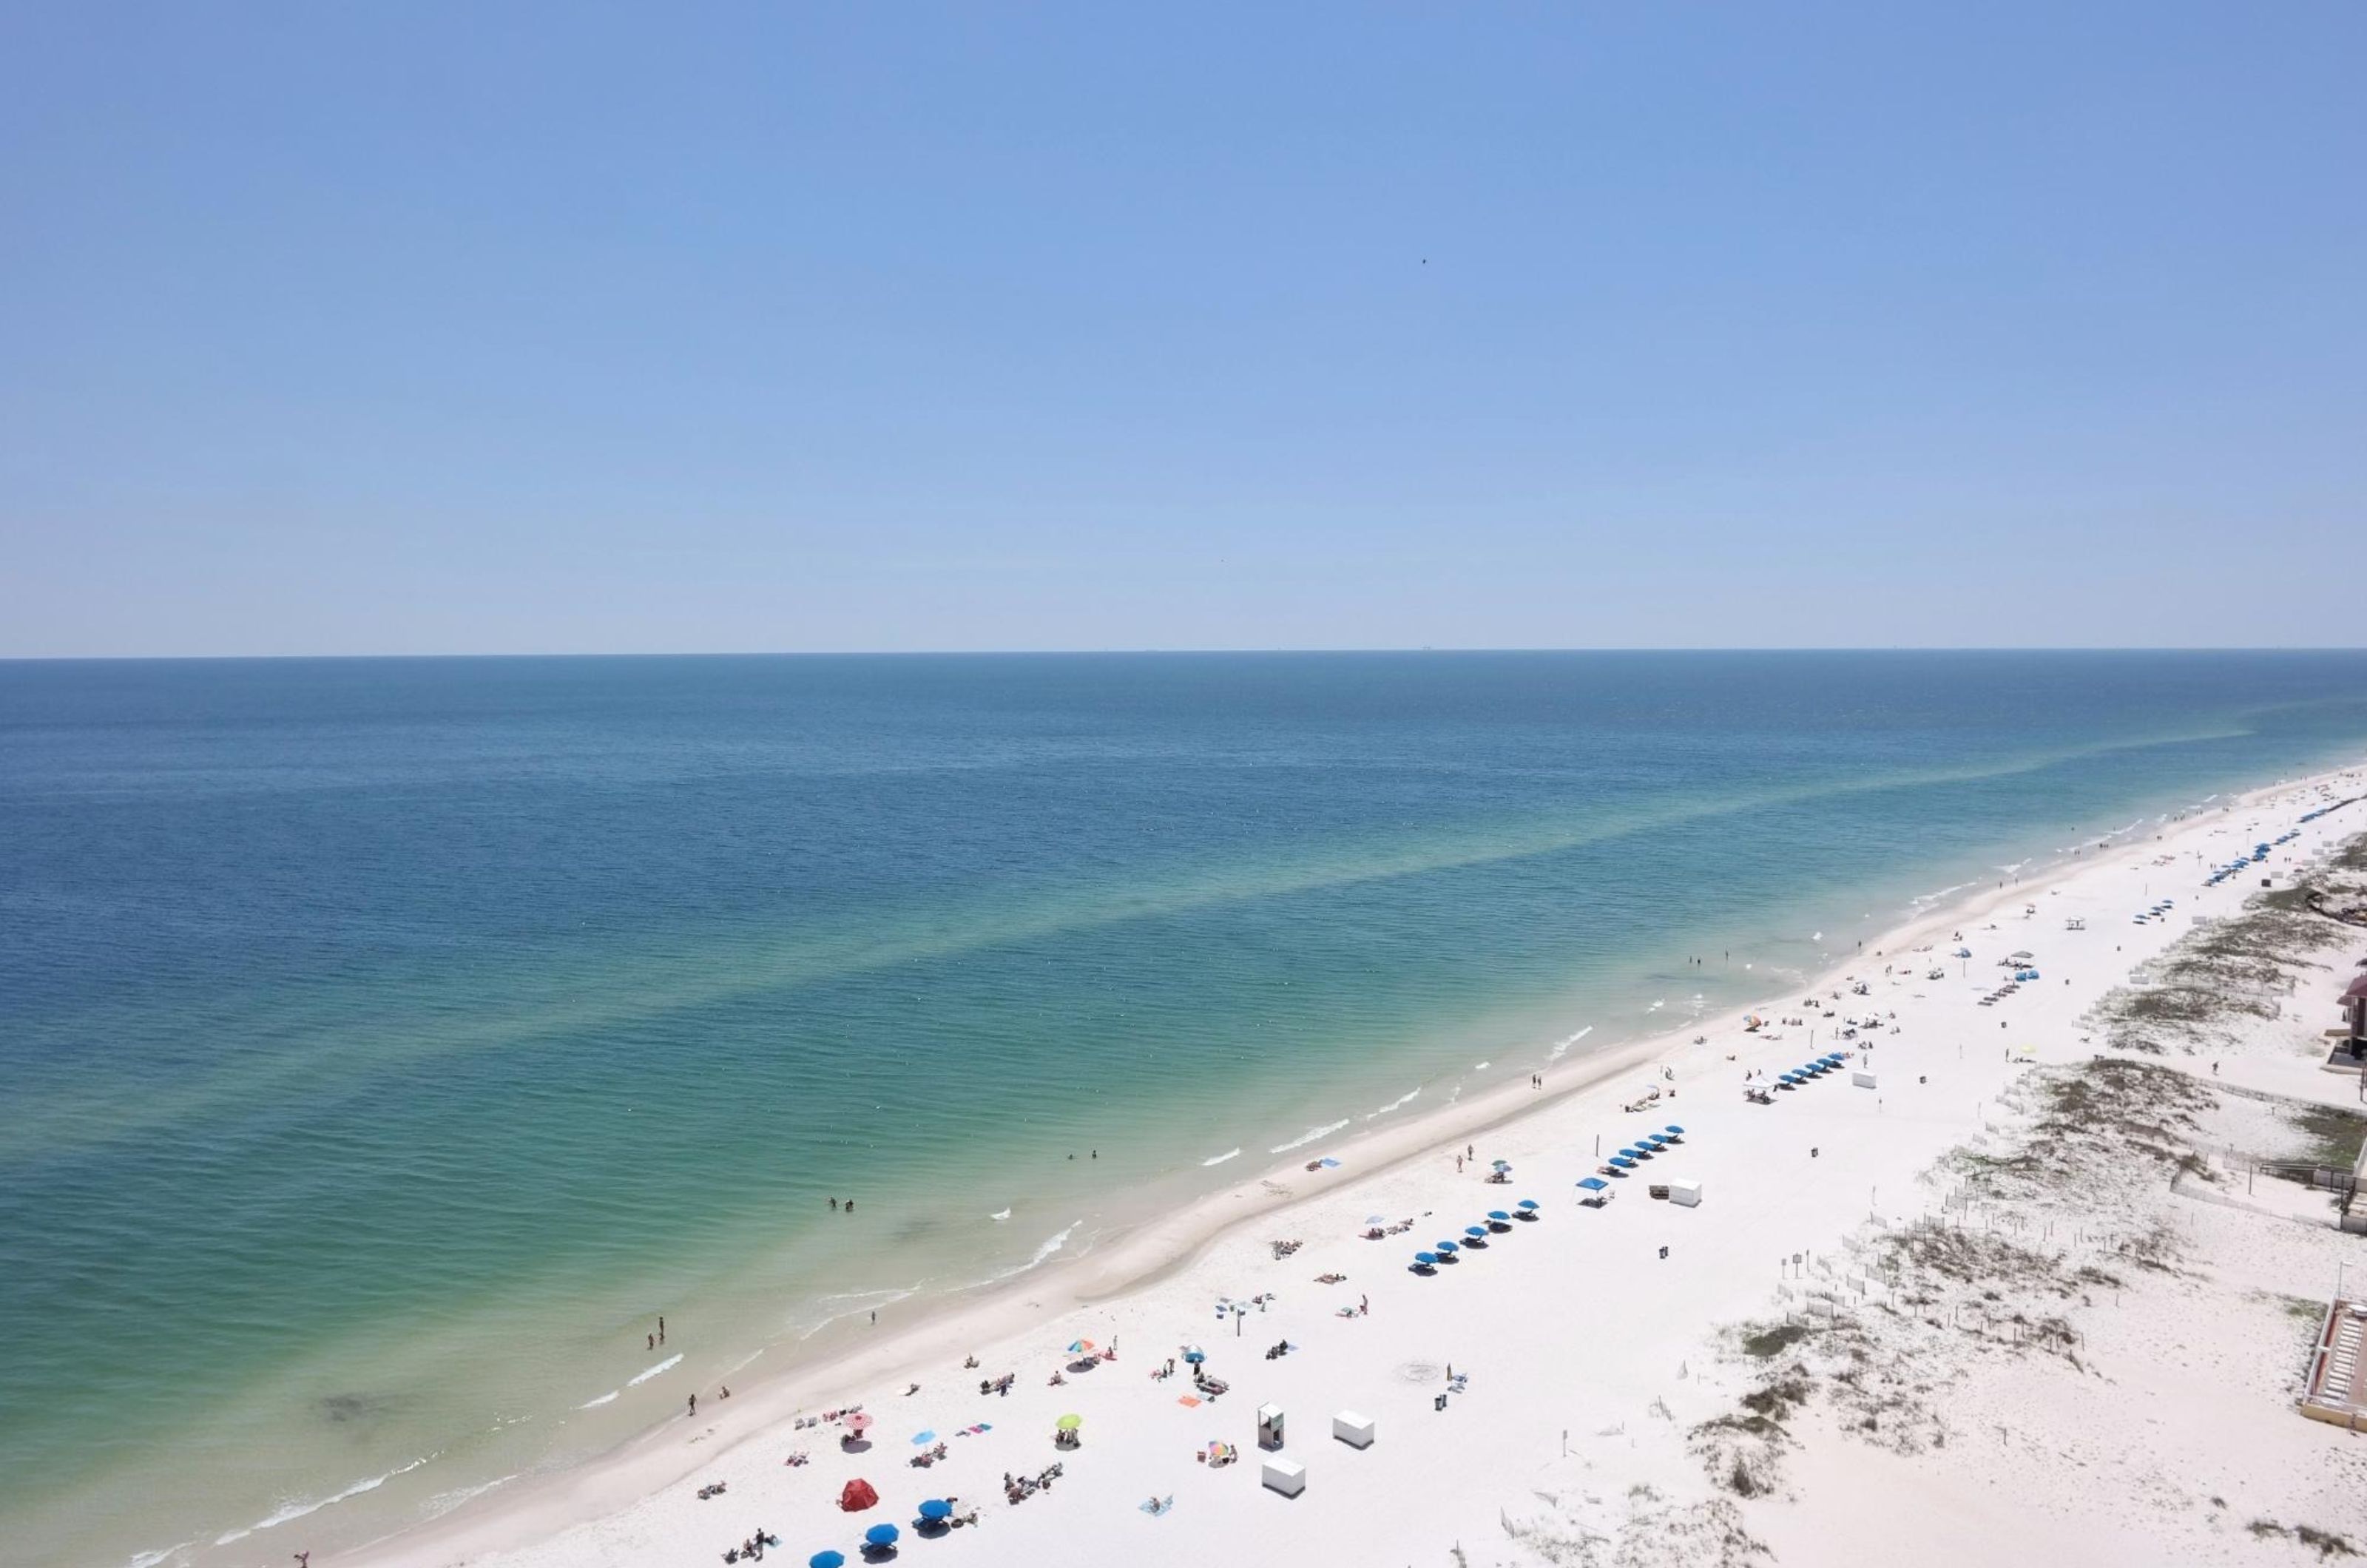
left=719, top=1524, right=777, bottom=1562
left=1003, top=1464, right=1064, bottom=1504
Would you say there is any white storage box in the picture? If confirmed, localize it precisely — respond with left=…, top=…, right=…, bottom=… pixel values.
left=1667, top=1178, right=1702, bottom=1208
left=1853, top=1070, right=1877, bottom=1089
left=1332, top=1410, right=1374, bottom=1448
left=1262, top=1456, right=1306, bottom=1496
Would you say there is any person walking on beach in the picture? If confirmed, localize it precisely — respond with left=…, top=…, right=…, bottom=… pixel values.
left=689, top=1393, right=698, bottom=1417
left=648, top=1333, right=655, bottom=1351
left=658, top=1317, right=666, bottom=1345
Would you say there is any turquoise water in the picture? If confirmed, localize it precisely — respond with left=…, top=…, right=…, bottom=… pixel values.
left=5, top=650, right=2366, bottom=1567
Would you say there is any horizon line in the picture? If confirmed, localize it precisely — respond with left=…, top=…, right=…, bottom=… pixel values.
left=7, top=644, right=2367, bottom=664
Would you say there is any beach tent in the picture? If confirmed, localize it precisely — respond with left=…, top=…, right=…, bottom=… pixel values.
left=1577, top=1177, right=1612, bottom=1207
left=840, top=1479, right=879, bottom=1512
left=865, top=1521, right=900, bottom=1547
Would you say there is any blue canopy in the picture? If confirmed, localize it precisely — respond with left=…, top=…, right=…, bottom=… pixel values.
left=1577, top=1177, right=1609, bottom=1191
left=1516, top=1198, right=1540, bottom=1210
left=811, top=1554, right=845, bottom=1568
left=1460, top=1224, right=1485, bottom=1237
left=1644, top=1135, right=1669, bottom=1146
left=866, top=1522, right=900, bottom=1547
left=1664, top=1125, right=1684, bottom=1135
left=918, top=1499, right=952, bottom=1521
left=1609, top=1156, right=1637, bottom=1168
left=1619, top=1146, right=1647, bottom=1158
left=1434, top=1239, right=1459, bottom=1253
left=1414, top=1251, right=1438, bottom=1266
left=1487, top=1210, right=1511, bottom=1221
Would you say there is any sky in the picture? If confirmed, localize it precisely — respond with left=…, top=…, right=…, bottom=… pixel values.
left=2, top=3, right=2362, bottom=656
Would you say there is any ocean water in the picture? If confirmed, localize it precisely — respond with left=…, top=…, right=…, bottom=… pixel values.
left=4, top=649, right=2366, bottom=1567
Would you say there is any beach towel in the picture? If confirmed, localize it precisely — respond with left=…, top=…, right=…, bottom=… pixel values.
left=1176, top=1394, right=1201, bottom=1408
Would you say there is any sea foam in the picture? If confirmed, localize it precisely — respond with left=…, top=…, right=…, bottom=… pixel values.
left=214, top=1456, right=431, bottom=1544
left=1269, top=1118, right=1350, bottom=1154
left=627, top=1353, right=681, bottom=1387
left=1546, top=1025, right=1593, bottom=1061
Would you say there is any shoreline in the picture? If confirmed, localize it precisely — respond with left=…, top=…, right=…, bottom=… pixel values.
left=336, top=754, right=2367, bottom=1568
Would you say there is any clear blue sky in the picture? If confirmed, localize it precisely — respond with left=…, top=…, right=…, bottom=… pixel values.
left=3, top=3, right=2361, bottom=655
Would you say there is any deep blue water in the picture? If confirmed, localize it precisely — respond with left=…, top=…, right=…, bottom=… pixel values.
left=4, top=650, right=2366, bottom=1567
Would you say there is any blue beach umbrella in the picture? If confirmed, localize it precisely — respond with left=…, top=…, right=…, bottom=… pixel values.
left=1609, top=1156, right=1636, bottom=1169
left=1434, top=1239, right=1459, bottom=1254
left=1517, top=1198, right=1540, bottom=1211
left=911, top=1430, right=935, bottom=1444
left=866, top=1522, right=900, bottom=1547
left=1487, top=1210, right=1511, bottom=1222
left=1413, top=1251, right=1438, bottom=1268
left=1182, top=1345, right=1205, bottom=1364
left=1664, top=1125, right=1684, bottom=1137
left=918, top=1499, right=951, bottom=1522
left=811, top=1554, right=845, bottom=1568
left=1465, top=1225, right=1488, bottom=1238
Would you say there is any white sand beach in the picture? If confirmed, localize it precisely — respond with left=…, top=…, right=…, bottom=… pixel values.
left=347, top=763, right=2367, bottom=1568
